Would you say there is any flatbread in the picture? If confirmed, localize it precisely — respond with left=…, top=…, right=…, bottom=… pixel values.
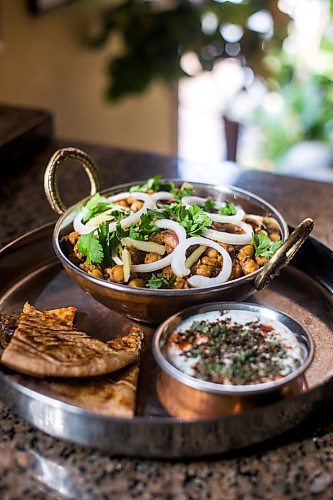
left=0, top=306, right=76, bottom=356
left=1, top=304, right=142, bottom=377
left=22, top=303, right=77, bottom=327
left=12, top=361, right=140, bottom=418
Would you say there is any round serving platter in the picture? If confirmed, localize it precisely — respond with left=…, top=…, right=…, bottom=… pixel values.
left=0, top=223, right=332, bottom=458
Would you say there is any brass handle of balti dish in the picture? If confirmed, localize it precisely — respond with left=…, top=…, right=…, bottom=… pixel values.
left=44, top=147, right=101, bottom=215
left=254, top=218, right=314, bottom=292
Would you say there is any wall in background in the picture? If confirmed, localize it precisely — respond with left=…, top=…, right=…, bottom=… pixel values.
left=0, top=0, right=176, bottom=155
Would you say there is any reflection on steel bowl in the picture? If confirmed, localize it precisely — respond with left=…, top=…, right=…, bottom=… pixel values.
left=44, top=148, right=312, bottom=323
left=153, top=302, right=314, bottom=418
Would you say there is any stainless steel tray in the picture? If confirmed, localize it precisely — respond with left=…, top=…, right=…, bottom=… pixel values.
left=0, top=223, right=332, bottom=458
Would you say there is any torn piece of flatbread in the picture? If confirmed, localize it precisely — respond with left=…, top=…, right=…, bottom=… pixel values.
left=1, top=304, right=142, bottom=378
left=13, top=360, right=140, bottom=418
left=22, top=303, right=77, bottom=327
left=0, top=305, right=76, bottom=356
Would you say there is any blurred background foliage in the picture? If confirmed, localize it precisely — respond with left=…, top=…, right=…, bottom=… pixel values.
left=247, top=0, right=333, bottom=166
left=89, top=0, right=290, bottom=101
left=89, top=0, right=333, bottom=170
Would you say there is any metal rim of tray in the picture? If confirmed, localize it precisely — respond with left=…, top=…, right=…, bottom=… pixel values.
left=0, top=223, right=332, bottom=458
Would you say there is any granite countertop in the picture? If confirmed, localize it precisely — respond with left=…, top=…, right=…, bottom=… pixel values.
left=0, top=141, right=333, bottom=499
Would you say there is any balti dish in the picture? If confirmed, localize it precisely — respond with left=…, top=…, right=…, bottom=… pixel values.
left=62, top=176, right=283, bottom=290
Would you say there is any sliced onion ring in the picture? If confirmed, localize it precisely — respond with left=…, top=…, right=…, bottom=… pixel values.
left=170, top=236, right=232, bottom=288
left=202, top=222, right=253, bottom=245
left=106, top=192, right=156, bottom=232
left=114, top=219, right=187, bottom=273
left=181, top=196, right=245, bottom=224
left=73, top=208, right=92, bottom=235
left=151, top=191, right=175, bottom=202
left=73, top=191, right=155, bottom=235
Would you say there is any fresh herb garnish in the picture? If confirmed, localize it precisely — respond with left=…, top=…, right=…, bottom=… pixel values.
left=128, top=213, right=159, bottom=241
left=169, top=204, right=212, bottom=236
left=129, top=175, right=194, bottom=200
left=82, top=193, right=111, bottom=222
left=82, top=193, right=129, bottom=223
left=219, top=202, right=237, bottom=216
left=252, top=232, right=282, bottom=258
left=147, top=273, right=176, bottom=289
left=96, top=223, right=113, bottom=265
left=148, top=203, right=212, bottom=236
left=171, top=185, right=194, bottom=200
left=203, top=198, right=216, bottom=212
left=77, top=232, right=104, bottom=264
left=129, top=175, right=162, bottom=193
left=109, top=222, right=128, bottom=253
left=147, top=207, right=169, bottom=219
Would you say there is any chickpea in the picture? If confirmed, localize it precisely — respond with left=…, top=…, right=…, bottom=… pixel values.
left=128, top=278, right=145, bottom=288
left=88, top=268, right=103, bottom=279
left=241, top=259, right=259, bottom=275
left=256, top=229, right=268, bottom=236
left=105, top=265, right=125, bottom=283
left=144, top=253, right=161, bottom=264
left=174, top=277, right=187, bottom=289
left=230, top=260, right=242, bottom=280
left=201, top=256, right=220, bottom=268
left=255, top=255, right=268, bottom=266
left=196, top=264, right=213, bottom=277
left=268, top=231, right=281, bottom=242
left=205, top=248, right=219, bottom=259
left=130, top=200, right=144, bottom=212
left=80, top=262, right=103, bottom=279
left=115, top=200, right=129, bottom=208
left=126, top=197, right=136, bottom=205
left=237, top=244, right=255, bottom=263
left=68, top=231, right=79, bottom=246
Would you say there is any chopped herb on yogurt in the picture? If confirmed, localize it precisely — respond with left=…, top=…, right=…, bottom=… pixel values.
left=167, top=311, right=304, bottom=385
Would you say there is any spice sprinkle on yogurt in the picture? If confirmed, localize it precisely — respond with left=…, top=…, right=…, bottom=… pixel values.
left=166, top=310, right=306, bottom=386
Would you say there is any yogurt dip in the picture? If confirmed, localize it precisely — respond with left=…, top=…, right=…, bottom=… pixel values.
left=166, top=309, right=307, bottom=385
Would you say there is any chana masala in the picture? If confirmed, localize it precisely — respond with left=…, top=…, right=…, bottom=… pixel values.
left=62, top=176, right=283, bottom=290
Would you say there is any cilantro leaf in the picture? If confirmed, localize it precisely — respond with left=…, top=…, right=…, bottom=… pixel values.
left=204, top=198, right=216, bottom=212
left=82, top=193, right=111, bottom=222
left=146, top=207, right=172, bottom=219
left=96, top=223, right=113, bottom=265
left=252, top=232, right=282, bottom=259
left=168, top=203, right=212, bottom=236
left=109, top=222, right=129, bottom=254
left=160, top=180, right=176, bottom=192
left=219, top=202, right=237, bottom=216
left=77, top=232, right=104, bottom=264
left=82, top=194, right=129, bottom=223
left=171, top=183, right=194, bottom=200
left=129, top=213, right=159, bottom=240
left=147, top=273, right=176, bottom=289
left=129, top=175, right=161, bottom=193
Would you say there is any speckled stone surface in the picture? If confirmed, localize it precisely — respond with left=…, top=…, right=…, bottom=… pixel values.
left=0, top=141, right=333, bottom=499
